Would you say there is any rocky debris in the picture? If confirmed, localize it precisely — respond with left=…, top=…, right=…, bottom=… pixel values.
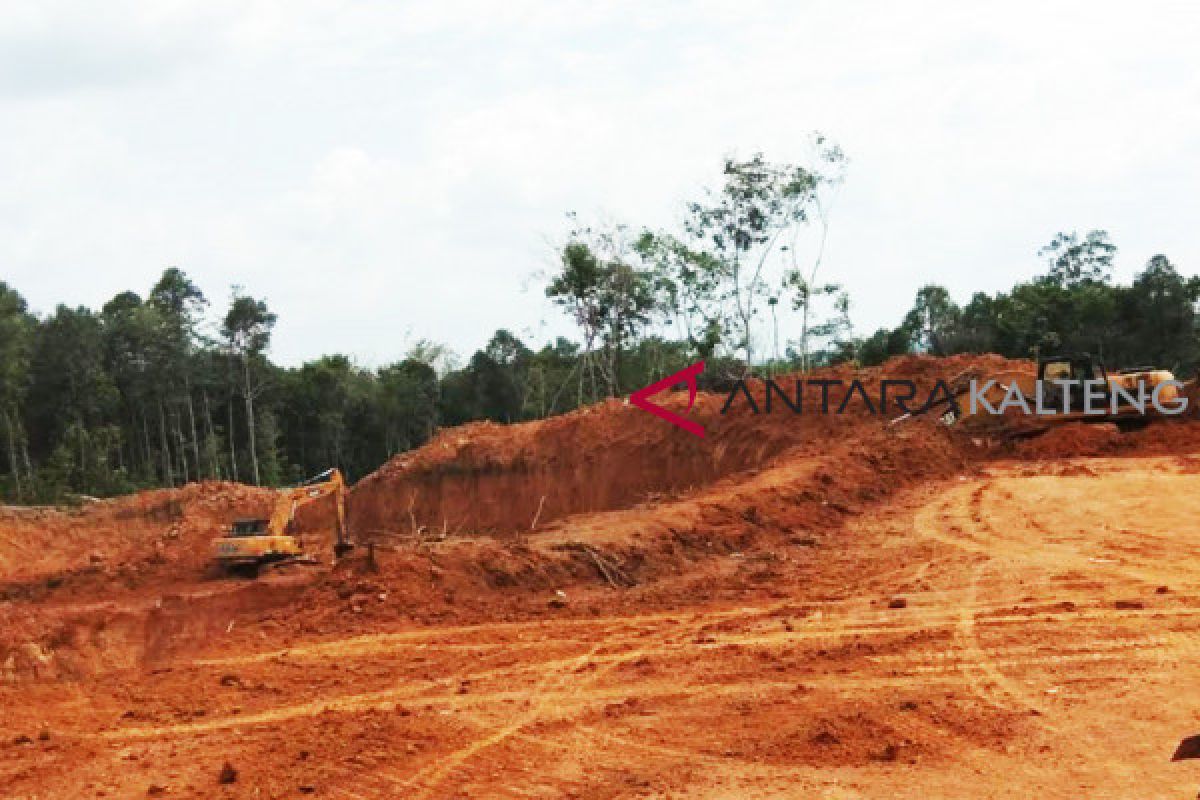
left=217, top=762, right=238, bottom=784
left=811, top=730, right=840, bottom=746
left=1, top=642, right=56, bottom=684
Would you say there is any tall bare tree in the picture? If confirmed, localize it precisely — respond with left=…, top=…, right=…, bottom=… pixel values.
left=222, top=289, right=276, bottom=486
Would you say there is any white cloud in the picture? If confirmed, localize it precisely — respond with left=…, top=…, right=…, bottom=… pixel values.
left=2, top=0, right=1199, bottom=364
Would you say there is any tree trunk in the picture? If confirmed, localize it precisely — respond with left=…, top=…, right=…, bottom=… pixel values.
left=3, top=407, right=21, bottom=500
left=202, top=390, right=221, bottom=480
left=800, top=300, right=811, bottom=373
left=157, top=398, right=174, bottom=486
left=577, top=355, right=584, bottom=407
left=227, top=386, right=239, bottom=483
left=77, top=414, right=86, bottom=486
left=114, top=425, right=125, bottom=475
left=185, top=381, right=202, bottom=479
left=127, top=411, right=139, bottom=478
left=242, top=355, right=261, bottom=486
left=140, top=408, right=153, bottom=482
left=19, top=418, right=33, bottom=494
left=173, top=408, right=189, bottom=484
left=770, top=302, right=780, bottom=373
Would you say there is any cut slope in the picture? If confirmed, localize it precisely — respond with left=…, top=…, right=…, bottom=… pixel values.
left=348, top=354, right=1024, bottom=539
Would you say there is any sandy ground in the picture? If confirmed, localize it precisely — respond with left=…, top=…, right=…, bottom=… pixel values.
left=4, top=453, right=1200, bottom=798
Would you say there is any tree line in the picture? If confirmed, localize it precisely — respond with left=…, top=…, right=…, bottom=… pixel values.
left=856, top=231, right=1200, bottom=373
left=2, top=142, right=1197, bottom=502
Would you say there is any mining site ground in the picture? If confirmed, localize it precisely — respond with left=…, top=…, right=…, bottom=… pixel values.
left=4, top=360, right=1200, bottom=799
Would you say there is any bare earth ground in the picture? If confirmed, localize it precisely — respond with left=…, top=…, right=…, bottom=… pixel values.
left=5, top=453, right=1200, bottom=798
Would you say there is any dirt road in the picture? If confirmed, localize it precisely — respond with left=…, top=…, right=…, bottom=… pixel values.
left=4, top=453, right=1200, bottom=798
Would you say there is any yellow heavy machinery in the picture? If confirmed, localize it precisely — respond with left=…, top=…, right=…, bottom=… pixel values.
left=917, top=353, right=1188, bottom=439
left=211, top=468, right=353, bottom=574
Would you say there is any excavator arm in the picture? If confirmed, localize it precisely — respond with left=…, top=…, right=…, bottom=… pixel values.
left=212, top=467, right=353, bottom=572
left=266, top=468, right=352, bottom=557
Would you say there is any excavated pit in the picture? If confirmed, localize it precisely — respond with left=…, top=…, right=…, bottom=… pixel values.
left=7, top=353, right=1199, bottom=686
left=8, top=355, right=1200, bottom=797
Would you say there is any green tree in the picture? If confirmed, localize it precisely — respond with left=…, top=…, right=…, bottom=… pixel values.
left=100, top=291, right=158, bottom=483
left=685, top=144, right=845, bottom=366
left=378, top=359, right=439, bottom=454
left=547, top=221, right=657, bottom=399
left=903, top=285, right=962, bottom=355
left=222, top=290, right=277, bottom=485
left=1119, top=255, right=1198, bottom=371
left=632, top=231, right=728, bottom=360
left=148, top=268, right=209, bottom=481
left=25, top=306, right=119, bottom=498
left=1038, top=230, right=1117, bottom=287
left=0, top=283, right=34, bottom=499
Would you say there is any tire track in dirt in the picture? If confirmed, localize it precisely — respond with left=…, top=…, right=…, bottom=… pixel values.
left=361, top=641, right=613, bottom=799
left=953, top=562, right=1054, bottom=720
left=403, top=640, right=645, bottom=799
left=84, top=469, right=1200, bottom=754
left=973, top=473, right=1200, bottom=588
left=191, top=603, right=793, bottom=668
left=82, top=594, right=1200, bottom=745
left=189, top=593, right=1200, bottom=674
left=88, top=629, right=1193, bottom=745
left=508, top=725, right=839, bottom=797
left=906, top=465, right=1200, bottom=773
left=912, top=480, right=1115, bottom=727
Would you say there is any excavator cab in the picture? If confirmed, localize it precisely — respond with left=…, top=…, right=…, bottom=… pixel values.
left=230, top=519, right=269, bottom=537
left=1036, top=354, right=1109, bottom=413
left=212, top=518, right=306, bottom=568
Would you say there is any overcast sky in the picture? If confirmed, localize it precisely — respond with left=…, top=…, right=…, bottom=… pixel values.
left=3, top=1, right=1199, bottom=366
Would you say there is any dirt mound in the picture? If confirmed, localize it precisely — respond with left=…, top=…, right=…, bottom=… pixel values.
left=1119, top=418, right=1200, bottom=454
left=0, top=482, right=275, bottom=589
left=1014, top=422, right=1123, bottom=458
left=1009, top=418, right=1200, bottom=460
left=276, top=420, right=977, bottom=643
left=348, top=354, right=1020, bottom=540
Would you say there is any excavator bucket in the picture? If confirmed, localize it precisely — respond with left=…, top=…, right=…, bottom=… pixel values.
left=1172, top=734, right=1200, bottom=761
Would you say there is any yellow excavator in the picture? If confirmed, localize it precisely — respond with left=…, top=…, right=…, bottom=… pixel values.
left=211, top=468, right=353, bottom=574
left=905, top=353, right=1190, bottom=439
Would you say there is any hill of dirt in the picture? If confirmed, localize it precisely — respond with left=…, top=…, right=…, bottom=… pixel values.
left=0, top=482, right=275, bottom=591
left=347, top=354, right=1026, bottom=540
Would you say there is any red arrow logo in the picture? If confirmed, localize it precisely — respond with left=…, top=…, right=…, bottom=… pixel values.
left=629, top=361, right=706, bottom=438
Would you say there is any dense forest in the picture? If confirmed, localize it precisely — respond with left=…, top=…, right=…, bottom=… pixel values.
left=2, top=146, right=1198, bottom=502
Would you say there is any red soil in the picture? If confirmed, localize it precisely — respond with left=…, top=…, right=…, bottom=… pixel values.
left=1012, top=418, right=1200, bottom=459
left=6, top=353, right=1200, bottom=798
left=0, top=482, right=276, bottom=589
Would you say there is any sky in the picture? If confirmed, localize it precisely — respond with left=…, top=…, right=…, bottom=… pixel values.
left=3, top=1, right=1199, bottom=367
